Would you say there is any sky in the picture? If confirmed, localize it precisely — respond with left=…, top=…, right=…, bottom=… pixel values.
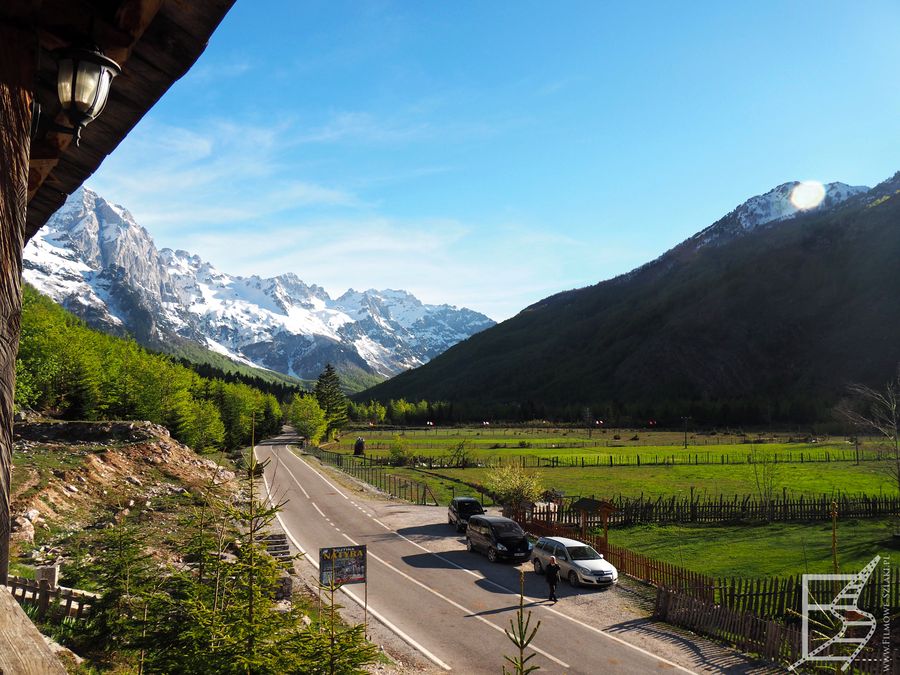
left=89, top=1, right=900, bottom=321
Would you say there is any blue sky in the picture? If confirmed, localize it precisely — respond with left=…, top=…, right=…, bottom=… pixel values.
left=90, top=1, right=900, bottom=321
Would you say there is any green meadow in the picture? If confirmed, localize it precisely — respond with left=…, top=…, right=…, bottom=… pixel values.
left=322, top=426, right=899, bottom=578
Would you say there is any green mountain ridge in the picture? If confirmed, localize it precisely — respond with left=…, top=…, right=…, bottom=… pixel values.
left=360, top=172, right=900, bottom=424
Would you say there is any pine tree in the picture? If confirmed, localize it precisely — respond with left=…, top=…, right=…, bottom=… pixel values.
left=314, top=364, right=348, bottom=440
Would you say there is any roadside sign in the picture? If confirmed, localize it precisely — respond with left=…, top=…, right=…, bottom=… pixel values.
left=319, top=545, right=367, bottom=586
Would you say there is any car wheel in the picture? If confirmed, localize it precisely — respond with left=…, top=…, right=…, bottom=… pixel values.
left=568, top=570, right=580, bottom=588
left=448, top=516, right=454, bottom=526
left=533, top=559, right=543, bottom=574
left=487, top=548, right=498, bottom=563
left=466, top=538, right=474, bottom=552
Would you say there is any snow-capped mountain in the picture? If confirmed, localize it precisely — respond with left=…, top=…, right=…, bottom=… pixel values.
left=689, top=181, right=869, bottom=250
left=614, top=179, right=871, bottom=287
left=23, top=188, right=495, bottom=383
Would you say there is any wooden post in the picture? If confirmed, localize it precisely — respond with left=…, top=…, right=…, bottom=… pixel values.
left=831, top=500, right=839, bottom=574
left=0, top=17, right=35, bottom=586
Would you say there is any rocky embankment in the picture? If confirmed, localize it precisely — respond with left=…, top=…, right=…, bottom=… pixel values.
left=10, top=420, right=238, bottom=566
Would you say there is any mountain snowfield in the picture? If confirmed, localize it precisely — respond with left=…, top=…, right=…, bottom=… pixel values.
left=24, top=187, right=495, bottom=382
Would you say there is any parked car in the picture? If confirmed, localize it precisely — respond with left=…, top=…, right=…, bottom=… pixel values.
left=448, top=496, right=485, bottom=532
left=531, top=536, right=618, bottom=587
left=465, top=515, right=533, bottom=562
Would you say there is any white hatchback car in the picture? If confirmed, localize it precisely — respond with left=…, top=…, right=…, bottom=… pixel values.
left=531, top=535, right=618, bottom=587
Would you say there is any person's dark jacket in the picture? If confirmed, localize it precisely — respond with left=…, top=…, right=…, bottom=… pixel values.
left=546, top=562, right=561, bottom=584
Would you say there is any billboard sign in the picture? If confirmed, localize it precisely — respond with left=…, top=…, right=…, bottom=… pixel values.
left=319, top=545, right=367, bottom=586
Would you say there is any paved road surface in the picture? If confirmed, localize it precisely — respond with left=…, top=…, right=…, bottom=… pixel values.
left=257, top=433, right=699, bottom=674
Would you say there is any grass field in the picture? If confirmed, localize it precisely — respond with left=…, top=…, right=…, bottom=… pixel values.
left=336, top=427, right=880, bottom=466
left=387, top=460, right=896, bottom=506
left=325, top=426, right=900, bottom=579
left=606, top=519, right=900, bottom=578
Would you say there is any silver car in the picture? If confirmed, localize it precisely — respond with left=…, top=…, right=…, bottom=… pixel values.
left=531, top=535, right=618, bottom=587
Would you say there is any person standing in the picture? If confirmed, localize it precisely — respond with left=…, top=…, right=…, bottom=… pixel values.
left=546, top=555, right=561, bottom=602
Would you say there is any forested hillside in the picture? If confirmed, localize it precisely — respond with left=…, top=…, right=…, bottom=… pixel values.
left=362, top=173, right=900, bottom=425
left=15, top=285, right=282, bottom=451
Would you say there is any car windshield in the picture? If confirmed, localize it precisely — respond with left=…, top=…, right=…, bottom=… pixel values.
left=458, top=501, right=483, bottom=512
left=566, top=545, right=602, bottom=561
left=492, top=521, right=524, bottom=536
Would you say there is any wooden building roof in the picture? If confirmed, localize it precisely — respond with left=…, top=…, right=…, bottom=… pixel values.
left=23, top=0, right=236, bottom=243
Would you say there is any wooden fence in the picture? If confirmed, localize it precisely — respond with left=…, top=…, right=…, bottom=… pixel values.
left=715, top=568, right=900, bottom=620
left=305, top=447, right=439, bottom=505
left=533, top=492, right=900, bottom=527
left=340, top=445, right=885, bottom=468
left=655, top=586, right=801, bottom=665
left=655, top=587, right=897, bottom=673
left=7, top=577, right=95, bottom=621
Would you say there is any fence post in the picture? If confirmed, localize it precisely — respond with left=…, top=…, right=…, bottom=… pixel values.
left=37, top=579, right=50, bottom=619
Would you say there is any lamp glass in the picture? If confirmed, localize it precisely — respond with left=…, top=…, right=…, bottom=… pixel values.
left=55, top=49, right=120, bottom=127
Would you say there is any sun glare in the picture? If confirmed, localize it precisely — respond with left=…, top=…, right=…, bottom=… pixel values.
left=790, top=180, right=826, bottom=210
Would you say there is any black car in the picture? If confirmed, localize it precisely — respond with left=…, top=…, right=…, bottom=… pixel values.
left=448, top=496, right=485, bottom=532
left=465, top=515, right=533, bottom=563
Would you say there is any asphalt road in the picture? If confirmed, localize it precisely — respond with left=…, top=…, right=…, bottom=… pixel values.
left=257, top=433, right=696, bottom=674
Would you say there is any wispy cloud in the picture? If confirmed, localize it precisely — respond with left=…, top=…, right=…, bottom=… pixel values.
left=293, top=111, right=431, bottom=144
left=90, top=119, right=361, bottom=231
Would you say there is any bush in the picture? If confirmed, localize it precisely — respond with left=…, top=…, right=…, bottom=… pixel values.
left=484, top=465, right=543, bottom=511
left=388, top=435, right=412, bottom=467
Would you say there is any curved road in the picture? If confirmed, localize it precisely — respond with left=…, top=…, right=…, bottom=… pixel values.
left=257, top=433, right=695, bottom=674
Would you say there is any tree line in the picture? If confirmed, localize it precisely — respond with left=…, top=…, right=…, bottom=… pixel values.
left=346, top=395, right=839, bottom=429
left=15, top=285, right=282, bottom=452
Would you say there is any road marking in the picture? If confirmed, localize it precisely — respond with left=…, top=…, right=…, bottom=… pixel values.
left=295, top=452, right=349, bottom=499
left=270, top=442, right=696, bottom=674
left=311, top=502, right=328, bottom=519
left=258, top=448, right=452, bottom=672
left=360, top=537, right=570, bottom=669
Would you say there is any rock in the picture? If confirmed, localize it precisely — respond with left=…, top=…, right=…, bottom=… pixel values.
left=25, top=508, right=40, bottom=522
left=126, top=475, right=143, bottom=487
left=128, top=499, right=135, bottom=508
left=65, top=484, right=78, bottom=493
left=11, top=516, right=35, bottom=544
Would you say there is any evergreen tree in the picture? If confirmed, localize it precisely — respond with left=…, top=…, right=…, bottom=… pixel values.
left=314, top=364, right=348, bottom=439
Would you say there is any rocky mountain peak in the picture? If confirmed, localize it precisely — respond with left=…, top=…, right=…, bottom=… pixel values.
left=688, top=180, right=869, bottom=252
left=24, top=189, right=495, bottom=385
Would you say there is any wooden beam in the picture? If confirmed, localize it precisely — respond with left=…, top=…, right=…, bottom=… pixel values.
left=0, top=19, right=34, bottom=586
left=0, top=588, right=66, bottom=674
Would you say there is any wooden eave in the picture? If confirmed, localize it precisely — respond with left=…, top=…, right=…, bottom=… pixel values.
left=19, top=0, right=236, bottom=243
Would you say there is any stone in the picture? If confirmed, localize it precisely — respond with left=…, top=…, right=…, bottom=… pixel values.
left=11, top=516, right=35, bottom=544
left=126, top=475, right=143, bottom=487
left=25, top=508, right=40, bottom=522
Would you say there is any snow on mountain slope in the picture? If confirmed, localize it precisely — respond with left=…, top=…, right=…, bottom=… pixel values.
left=691, top=181, right=869, bottom=249
left=23, top=187, right=495, bottom=381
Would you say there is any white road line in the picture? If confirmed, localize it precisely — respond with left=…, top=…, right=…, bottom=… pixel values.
left=363, top=538, right=569, bottom=669
left=272, top=443, right=695, bottom=674
left=311, top=502, right=328, bottom=519
left=258, top=448, right=452, bottom=672
left=295, top=452, right=350, bottom=499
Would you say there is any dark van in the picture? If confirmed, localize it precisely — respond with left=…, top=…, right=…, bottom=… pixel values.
left=448, top=497, right=485, bottom=532
left=465, top=515, right=533, bottom=563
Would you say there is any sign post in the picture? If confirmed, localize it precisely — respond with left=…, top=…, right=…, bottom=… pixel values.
left=319, top=545, right=368, bottom=636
